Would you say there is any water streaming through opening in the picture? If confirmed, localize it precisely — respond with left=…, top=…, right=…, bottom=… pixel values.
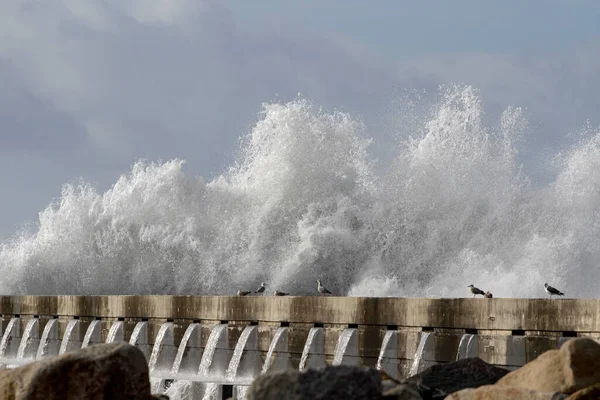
left=409, top=332, right=435, bottom=377
left=299, top=327, right=325, bottom=371
left=82, top=320, right=102, bottom=348
left=59, top=319, right=81, bottom=355
left=172, top=323, right=202, bottom=375
left=36, top=318, right=59, bottom=360
left=262, top=327, right=292, bottom=374
left=129, top=321, right=150, bottom=360
left=0, top=318, right=21, bottom=367
left=376, top=330, right=399, bottom=379
left=106, top=321, right=124, bottom=343
left=332, top=328, right=359, bottom=366
left=15, top=318, right=40, bottom=366
left=456, top=334, right=478, bottom=360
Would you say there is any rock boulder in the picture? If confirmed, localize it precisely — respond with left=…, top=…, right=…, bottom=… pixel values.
left=446, top=385, right=567, bottom=400
left=382, top=383, right=423, bottom=399
left=0, top=342, right=159, bottom=400
left=496, top=337, right=600, bottom=394
left=566, top=382, right=600, bottom=400
left=405, top=357, right=509, bottom=399
left=247, top=365, right=382, bottom=400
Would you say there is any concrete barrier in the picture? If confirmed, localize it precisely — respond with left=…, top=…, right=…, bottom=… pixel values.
left=0, top=296, right=596, bottom=382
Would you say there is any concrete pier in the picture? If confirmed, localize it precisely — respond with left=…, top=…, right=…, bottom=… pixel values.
left=0, top=296, right=596, bottom=380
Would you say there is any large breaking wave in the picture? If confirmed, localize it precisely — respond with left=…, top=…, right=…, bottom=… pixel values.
left=1, top=85, right=599, bottom=297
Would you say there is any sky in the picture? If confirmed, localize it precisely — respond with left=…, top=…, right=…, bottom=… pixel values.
left=0, top=0, right=599, bottom=239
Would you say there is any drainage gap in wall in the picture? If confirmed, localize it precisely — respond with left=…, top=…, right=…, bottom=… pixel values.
left=53, top=315, right=59, bottom=319
left=166, top=318, right=174, bottom=323
left=95, top=316, right=102, bottom=321
left=14, top=314, right=20, bottom=318
left=220, top=320, right=229, bottom=325
left=562, top=331, right=577, bottom=337
left=141, top=317, right=149, bottom=322
left=465, top=328, right=478, bottom=335
left=386, top=325, right=398, bottom=331
left=193, top=319, right=201, bottom=323
left=249, top=321, right=259, bottom=326
left=348, top=323, right=359, bottom=329
left=117, top=317, right=125, bottom=321
left=422, top=326, right=435, bottom=332
left=33, top=315, right=39, bottom=319
left=222, top=385, right=233, bottom=400
left=511, top=329, right=525, bottom=336
left=313, top=322, right=324, bottom=328
left=73, top=316, right=80, bottom=320
left=280, top=321, right=290, bottom=327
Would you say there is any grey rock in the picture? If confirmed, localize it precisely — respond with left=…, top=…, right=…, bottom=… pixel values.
left=405, top=357, right=509, bottom=399
left=446, top=385, right=567, bottom=400
left=246, top=369, right=301, bottom=400
left=382, top=383, right=423, bottom=399
left=0, top=342, right=156, bottom=400
left=247, top=365, right=382, bottom=400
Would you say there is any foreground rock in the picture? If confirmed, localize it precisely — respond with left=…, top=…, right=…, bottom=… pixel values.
left=406, top=357, right=509, bottom=399
left=0, top=342, right=163, bottom=400
left=382, top=383, right=423, bottom=399
left=566, top=382, right=600, bottom=399
left=446, top=385, right=567, bottom=400
left=496, top=337, right=600, bottom=394
left=247, top=365, right=381, bottom=400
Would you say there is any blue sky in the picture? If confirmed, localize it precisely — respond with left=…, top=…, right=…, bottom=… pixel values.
left=0, top=0, right=599, bottom=239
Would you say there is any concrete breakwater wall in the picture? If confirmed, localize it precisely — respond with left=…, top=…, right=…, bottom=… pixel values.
left=0, top=296, right=597, bottom=386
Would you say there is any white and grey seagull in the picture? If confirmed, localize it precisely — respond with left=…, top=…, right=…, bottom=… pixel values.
left=544, top=283, right=564, bottom=298
left=255, top=282, right=267, bottom=294
left=273, top=290, right=289, bottom=296
left=316, top=280, right=333, bottom=295
left=467, top=284, right=485, bottom=298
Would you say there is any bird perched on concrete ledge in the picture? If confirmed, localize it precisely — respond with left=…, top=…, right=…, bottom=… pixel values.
left=255, top=282, right=267, bottom=294
left=484, top=291, right=493, bottom=298
left=317, top=280, right=333, bottom=295
left=544, top=283, right=564, bottom=298
left=237, top=290, right=251, bottom=296
left=468, top=284, right=485, bottom=297
left=273, top=290, right=289, bottom=296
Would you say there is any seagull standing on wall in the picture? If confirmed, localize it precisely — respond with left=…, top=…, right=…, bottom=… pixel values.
left=484, top=291, right=493, bottom=298
left=237, top=290, right=251, bottom=296
left=544, top=283, right=564, bottom=298
left=467, top=284, right=485, bottom=298
left=274, top=290, right=289, bottom=296
left=255, top=282, right=267, bottom=294
left=317, top=280, right=333, bottom=295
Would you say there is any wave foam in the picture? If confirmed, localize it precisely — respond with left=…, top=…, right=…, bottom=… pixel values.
left=1, top=86, right=599, bottom=298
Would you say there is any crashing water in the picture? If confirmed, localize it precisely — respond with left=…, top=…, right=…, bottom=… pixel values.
left=0, top=85, right=599, bottom=298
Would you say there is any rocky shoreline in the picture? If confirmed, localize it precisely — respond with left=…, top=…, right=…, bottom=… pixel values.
left=1, top=337, right=600, bottom=399
left=250, top=336, right=600, bottom=399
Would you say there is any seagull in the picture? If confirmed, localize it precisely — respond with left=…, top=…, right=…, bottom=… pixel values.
left=273, top=290, right=289, bottom=296
left=237, top=290, right=251, bottom=297
left=255, top=282, right=267, bottom=294
left=484, top=291, right=493, bottom=298
left=544, top=283, right=564, bottom=298
left=316, top=280, right=333, bottom=295
left=467, top=284, right=485, bottom=297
